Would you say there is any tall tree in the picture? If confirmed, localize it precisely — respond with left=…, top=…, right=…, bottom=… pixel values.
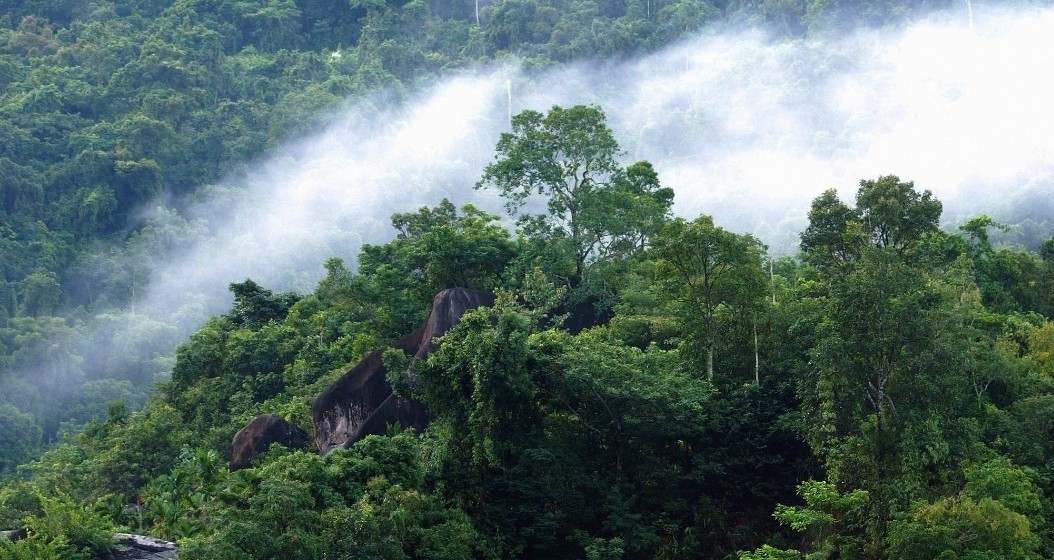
left=855, top=175, right=941, bottom=255
left=801, top=175, right=941, bottom=272
left=356, top=200, right=517, bottom=337
left=476, top=105, right=672, bottom=285
left=364, top=198, right=516, bottom=295
left=798, top=178, right=976, bottom=556
left=799, top=188, right=863, bottom=273
left=652, top=215, right=766, bottom=380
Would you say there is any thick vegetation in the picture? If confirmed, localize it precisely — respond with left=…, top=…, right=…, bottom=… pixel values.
left=0, top=0, right=804, bottom=461
left=0, top=0, right=975, bottom=464
left=2, top=103, right=1054, bottom=560
left=2, top=0, right=1054, bottom=558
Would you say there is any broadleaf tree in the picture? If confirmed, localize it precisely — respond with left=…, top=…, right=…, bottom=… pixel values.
left=476, top=105, right=673, bottom=286
left=652, top=215, right=767, bottom=380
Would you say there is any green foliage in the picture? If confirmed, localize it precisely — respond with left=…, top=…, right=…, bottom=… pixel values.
left=3, top=26, right=1054, bottom=556
left=802, top=0, right=954, bottom=34
left=888, top=495, right=1040, bottom=560
left=0, top=0, right=1010, bottom=506
left=18, top=399, right=188, bottom=504
left=962, top=454, right=1043, bottom=520
left=774, top=480, right=869, bottom=532
left=358, top=199, right=517, bottom=334
left=417, top=298, right=538, bottom=469
left=0, top=404, right=40, bottom=475
left=955, top=216, right=1054, bottom=315
left=226, top=279, right=301, bottom=330
left=790, top=177, right=1018, bottom=556
left=855, top=175, right=942, bottom=255
left=0, top=535, right=69, bottom=560
left=0, top=164, right=1048, bottom=560
left=477, top=105, right=672, bottom=289
left=799, top=188, right=864, bottom=273
left=801, top=175, right=942, bottom=272
left=0, top=481, right=40, bottom=529
left=141, top=447, right=226, bottom=539
left=4, top=492, right=115, bottom=560
left=742, top=481, right=869, bottom=558
left=652, top=215, right=767, bottom=379
left=738, top=544, right=803, bottom=560
left=171, top=433, right=472, bottom=560
left=409, top=283, right=748, bottom=557
left=323, top=478, right=482, bottom=560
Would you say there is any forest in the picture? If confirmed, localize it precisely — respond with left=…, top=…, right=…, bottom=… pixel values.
left=2, top=0, right=1054, bottom=557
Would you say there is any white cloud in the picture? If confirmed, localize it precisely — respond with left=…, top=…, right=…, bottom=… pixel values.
left=140, top=5, right=1054, bottom=323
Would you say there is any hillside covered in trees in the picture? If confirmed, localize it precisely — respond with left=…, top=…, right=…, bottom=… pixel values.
left=3, top=0, right=1054, bottom=558
left=3, top=101, right=1054, bottom=558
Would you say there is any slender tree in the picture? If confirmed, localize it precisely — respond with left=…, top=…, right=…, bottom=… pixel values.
left=653, top=216, right=766, bottom=380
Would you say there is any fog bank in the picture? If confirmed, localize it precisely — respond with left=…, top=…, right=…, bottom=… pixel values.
left=141, top=3, right=1054, bottom=324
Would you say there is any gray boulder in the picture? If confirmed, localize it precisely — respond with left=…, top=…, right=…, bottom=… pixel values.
left=312, top=288, right=495, bottom=453
left=0, top=528, right=26, bottom=541
left=111, top=533, right=177, bottom=559
left=229, top=413, right=310, bottom=470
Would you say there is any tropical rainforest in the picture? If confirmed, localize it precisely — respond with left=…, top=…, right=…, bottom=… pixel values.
left=2, top=0, right=1054, bottom=557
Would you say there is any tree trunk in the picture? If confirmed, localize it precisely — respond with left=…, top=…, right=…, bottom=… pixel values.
left=770, top=258, right=776, bottom=304
left=872, top=374, right=890, bottom=557
left=706, top=343, right=714, bottom=381
left=754, top=320, right=759, bottom=384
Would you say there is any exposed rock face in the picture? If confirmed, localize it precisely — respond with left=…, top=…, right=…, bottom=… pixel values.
left=413, top=288, right=497, bottom=357
left=313, top=288, right=495, bottom=453
left=0, top=531, right=178, bottom=558
left=111, top=533, right=178, bottom=559
left=0, top=528, right=26, bottom=541
left=229, top=413, right=310, bottom=470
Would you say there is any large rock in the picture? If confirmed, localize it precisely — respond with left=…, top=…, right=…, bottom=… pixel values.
left=0, top=529, right=25, bottom=541
left=413, top=288, right=497, bottom=357
left=229, top=413, right=310, bottom=470
left=111, top=533, right=178, bottom=559
left=313, top=288, right=495, bottom=453
left=1, top=529, right=176, bottom=557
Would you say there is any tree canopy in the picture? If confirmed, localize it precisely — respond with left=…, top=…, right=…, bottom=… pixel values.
left=1, top=0, right=1054, bottom=554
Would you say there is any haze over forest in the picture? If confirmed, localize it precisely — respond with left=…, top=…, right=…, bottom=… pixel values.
left=3, top=0, right=1054, bottom=557
left=154, top=4, right=1054, bottom=319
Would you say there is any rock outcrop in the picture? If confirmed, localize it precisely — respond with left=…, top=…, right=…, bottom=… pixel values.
left=312, top=288, right=495, bottom=453
left=229, top=413, right=310, bottom=470
left=0, top=530, right=177, bottom=558
left=111, top=533, right=178, bottom=559
left=0, top=529, right=25, bottom=541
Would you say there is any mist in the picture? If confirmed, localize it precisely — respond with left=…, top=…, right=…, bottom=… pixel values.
left=141, top=4, right=1053, bottom=315
left=32, top=3, right=1054, bottom=413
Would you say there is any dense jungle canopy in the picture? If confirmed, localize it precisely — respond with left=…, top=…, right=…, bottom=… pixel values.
left=3, top=0, right=1054, bottom=558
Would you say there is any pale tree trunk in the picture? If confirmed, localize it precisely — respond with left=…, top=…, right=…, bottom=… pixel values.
left=706, top=343, right=714, bottom=381
left=754, top=319, right=760, bottom=384
left=770, top=259, right=776, bottom=304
